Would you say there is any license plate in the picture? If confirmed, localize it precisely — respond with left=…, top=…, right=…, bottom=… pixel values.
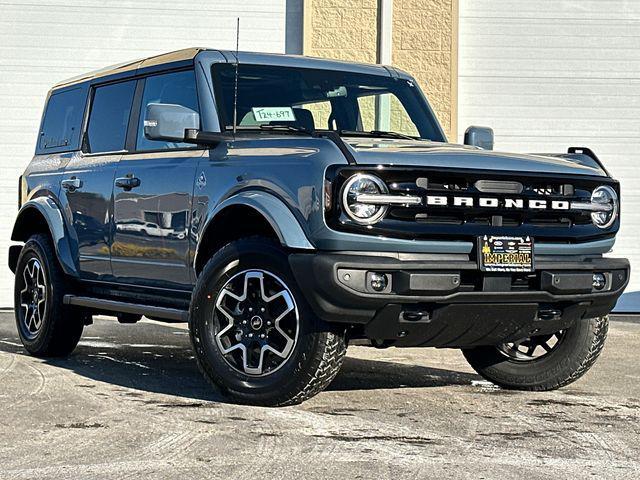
left=478, top=235, right=534, bottom=273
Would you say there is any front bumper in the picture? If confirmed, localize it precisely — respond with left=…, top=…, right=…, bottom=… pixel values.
left=289, top=252, right=629, bottom=348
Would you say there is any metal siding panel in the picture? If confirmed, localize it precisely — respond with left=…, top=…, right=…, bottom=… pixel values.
left=0, top=0, right=288, bottom=307
left=459, top=0, right=640, bottom=311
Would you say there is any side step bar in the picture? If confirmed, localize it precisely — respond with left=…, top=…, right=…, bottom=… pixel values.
left=63, top=295, right=189, bottom=322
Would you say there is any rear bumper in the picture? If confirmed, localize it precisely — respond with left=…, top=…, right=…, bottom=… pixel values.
left=289, top=252, right=629, bottom=348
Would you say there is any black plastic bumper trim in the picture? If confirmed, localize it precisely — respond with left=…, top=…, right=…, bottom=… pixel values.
left=289, top=252, right=630, bottom=326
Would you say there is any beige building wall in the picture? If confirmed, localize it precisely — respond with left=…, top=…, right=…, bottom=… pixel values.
left=303, top=0, right=458, bottom=140
left=303, top=0, right=379, bottom=64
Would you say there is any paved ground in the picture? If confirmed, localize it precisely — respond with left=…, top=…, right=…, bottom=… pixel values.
left=0, top=312, right=638, bottom=479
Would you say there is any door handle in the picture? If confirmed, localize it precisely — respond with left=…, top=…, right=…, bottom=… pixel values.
left=61, top=177, right=82, bottom=191
left=115, top=176, right=141, bottom=191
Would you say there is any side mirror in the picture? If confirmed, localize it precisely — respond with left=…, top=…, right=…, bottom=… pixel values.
left=144, top=103, right=200, bottom=142
left=464, top=126, right=494, bottom=150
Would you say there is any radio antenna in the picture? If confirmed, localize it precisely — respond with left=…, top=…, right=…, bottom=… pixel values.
left=232, top=17, right=240, bottom=135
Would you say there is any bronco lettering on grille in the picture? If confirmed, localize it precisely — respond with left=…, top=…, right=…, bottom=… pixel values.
left=425, top=196, right=571, bottom=210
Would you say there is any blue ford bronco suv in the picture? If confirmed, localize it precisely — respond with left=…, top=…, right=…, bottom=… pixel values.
left=10, top=48, right=629, bottom=406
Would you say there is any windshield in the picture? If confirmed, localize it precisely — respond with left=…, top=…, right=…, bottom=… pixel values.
left=211, top=63, right=446, bottom=142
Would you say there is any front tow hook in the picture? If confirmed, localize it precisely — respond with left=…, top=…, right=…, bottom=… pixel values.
left=538, top=309, right=562, bottom=321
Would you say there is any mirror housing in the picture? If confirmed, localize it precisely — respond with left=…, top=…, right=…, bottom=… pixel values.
left=144, top=103, right=200, bottom=142
left=464, top=126, right=494, bottom=150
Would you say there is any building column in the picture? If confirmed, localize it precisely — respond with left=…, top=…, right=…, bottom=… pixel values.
left=303, top=0, right=458, bottom=140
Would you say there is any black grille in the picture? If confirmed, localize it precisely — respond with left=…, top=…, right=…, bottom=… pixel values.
left=328, top=166, right=620, bottom=243
left=386, top=176, right=590, bottom=229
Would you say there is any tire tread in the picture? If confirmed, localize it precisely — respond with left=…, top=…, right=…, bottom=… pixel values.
left=189, top=236, right=346, bottom=406
left=15, top=234, right=83, bottom=357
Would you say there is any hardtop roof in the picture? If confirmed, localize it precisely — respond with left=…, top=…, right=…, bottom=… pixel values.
left=52, top=48, right=398, bottom=90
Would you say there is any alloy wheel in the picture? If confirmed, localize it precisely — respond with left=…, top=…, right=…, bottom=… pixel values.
left=212, top=269, right=299, bottom=376
left=19, top=257, right=47, bottom=340
left=497, top=331, right=566, bottom=362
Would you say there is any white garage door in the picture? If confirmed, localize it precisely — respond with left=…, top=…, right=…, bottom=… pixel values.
left=458, top=0, right=640, bottom=311
left=0, top=0, right=293, bottom=307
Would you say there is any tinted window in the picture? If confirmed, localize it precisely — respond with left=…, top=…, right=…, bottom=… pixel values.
left=136, top=70, right=199, bottom=151
left=39, top=87, right=85, bottom=152
left=86, top=80, right=136, bottom=154
left=211, top=63, right=445, bottom=142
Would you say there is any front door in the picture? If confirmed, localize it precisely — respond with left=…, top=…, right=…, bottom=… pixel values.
left=62, top=79, right=136, bottom=280
left=111, top=69, right=203, bottom=289
left=112, top=150, right=203, bottom=288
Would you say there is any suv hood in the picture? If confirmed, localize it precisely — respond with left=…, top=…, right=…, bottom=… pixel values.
left=344, top=138, right=607, bottom=177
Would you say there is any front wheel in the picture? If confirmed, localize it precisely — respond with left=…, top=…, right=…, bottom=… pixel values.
left=189, top=237, right=346, bottom=406
left=463, top=316, right=608, bottom=391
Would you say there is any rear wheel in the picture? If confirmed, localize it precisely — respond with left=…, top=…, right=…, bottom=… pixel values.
left=14, top=234, right=84, bottom=357
left=463, top=316, right=608, bottom=391
left=189, top=237, right=346, bottom=406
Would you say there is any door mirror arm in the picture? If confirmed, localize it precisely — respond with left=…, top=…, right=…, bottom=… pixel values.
left=183, top=129, right=230, bottom=146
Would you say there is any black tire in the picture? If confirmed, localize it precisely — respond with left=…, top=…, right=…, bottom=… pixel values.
left=462, top=316, right=608, bottom=391
left=189, top=237, right=346, bottom=406
left=14, top=234, right=84, bottom=357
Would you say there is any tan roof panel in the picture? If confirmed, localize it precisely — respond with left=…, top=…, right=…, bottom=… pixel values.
left=53, top=47, right=203, bottom=89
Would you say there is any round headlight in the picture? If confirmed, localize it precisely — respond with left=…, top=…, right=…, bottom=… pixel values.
left=591, top=185, right=618, bottom=229
left=341, top=174, right=388, bottom=224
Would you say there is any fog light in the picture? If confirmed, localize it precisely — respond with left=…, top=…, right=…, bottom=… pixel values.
left=592, top=273, right=606, bottom=291
left=370, top=273, right=388, bottom=292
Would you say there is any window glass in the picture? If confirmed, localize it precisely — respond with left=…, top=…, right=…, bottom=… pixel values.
left=86, top=80, right=136, bottom=153
left=39, top=87, right=85, bottom=151
left=296, top=101, right=332, bottom=130
left=136, top=70, right=199, bottom=151
left=357, top=93, right=419, bottom=137
left=211, top=63, right=445, bottom=142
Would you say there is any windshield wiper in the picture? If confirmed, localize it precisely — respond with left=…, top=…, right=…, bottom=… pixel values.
left=258, top=124, right=314, bottom=135
left=339, top=130, right=417, bottom=140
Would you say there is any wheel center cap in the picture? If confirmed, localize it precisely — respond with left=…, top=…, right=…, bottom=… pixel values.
left=250, top=315, right=263, bottom=330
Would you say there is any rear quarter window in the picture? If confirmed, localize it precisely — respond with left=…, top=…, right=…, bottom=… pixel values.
left=37, top=87, right=86, bottom=154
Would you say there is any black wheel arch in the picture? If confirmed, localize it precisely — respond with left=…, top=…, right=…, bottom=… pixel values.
left=194, top=204, right=281, bottom=276
left=10, top=198, right=79, bottom=277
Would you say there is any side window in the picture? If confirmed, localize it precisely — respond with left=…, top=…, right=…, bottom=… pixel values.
left=86, top=80, right=136, bottom=154
left=136, top=70, right=199, bottom=151
left=38, top=87, right=85, bottom=152
left=357, top=93, right=420, bottom=137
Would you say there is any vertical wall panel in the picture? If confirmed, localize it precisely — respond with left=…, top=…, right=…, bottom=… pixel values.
left=0, top=0, right=290, bottom=307
left=459, top=0, right=640, bottom=311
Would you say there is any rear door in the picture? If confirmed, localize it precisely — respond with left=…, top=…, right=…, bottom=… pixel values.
left=111, top=69, right=204, bottom=289
left=61, top=80, right=136, bottom=280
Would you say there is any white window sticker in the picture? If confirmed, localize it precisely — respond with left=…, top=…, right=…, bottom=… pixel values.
left=252, top=107, right=296, bottom=123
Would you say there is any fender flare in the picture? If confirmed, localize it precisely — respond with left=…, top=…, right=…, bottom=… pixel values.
left=195, top=191, right=315, bottom=268
left=11, top=197, right=79, bottom=277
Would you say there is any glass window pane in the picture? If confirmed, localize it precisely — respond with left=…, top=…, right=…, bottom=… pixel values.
left=39, top=87, right=85, bottom=151
left=87, top=81, right=136, bottom=154
left=357, top=93, right=419, bottom=137
left=297, top=101, right=332, bottom=130
left=136, top=70, right=199, bottom=151
left=210, top=63, right=445, bottom=142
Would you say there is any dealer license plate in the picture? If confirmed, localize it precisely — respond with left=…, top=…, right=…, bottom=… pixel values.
left=478, top=235, right=534, bottom=273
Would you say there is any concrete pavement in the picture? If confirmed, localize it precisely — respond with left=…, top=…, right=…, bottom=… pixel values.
left=0, top=312, right=638, bottom=479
